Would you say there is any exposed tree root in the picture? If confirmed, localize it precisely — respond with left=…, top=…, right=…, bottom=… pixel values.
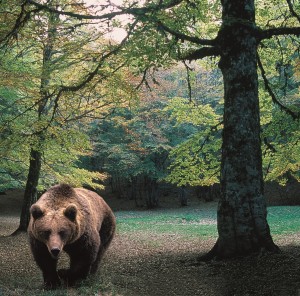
left=197, top=238, right=281, bottom=262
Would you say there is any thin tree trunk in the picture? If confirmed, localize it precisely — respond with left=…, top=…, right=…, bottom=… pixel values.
left=13, top=9, right=58, bottom=234
left=178, top=185, right=188, bottom=206
left=131, top=176, right=139, bottom=206
left=13, top=149, right=42, bottom=234
left=202, top=0, right=279, bottom=259
left=145, top=178, right=159, bottom=208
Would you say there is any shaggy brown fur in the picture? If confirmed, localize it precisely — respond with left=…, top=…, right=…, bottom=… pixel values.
left=28, top=184, right=116, bottom=289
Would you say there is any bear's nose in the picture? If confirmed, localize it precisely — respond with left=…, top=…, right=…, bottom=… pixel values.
left=50, top=248, right=60, bottom=258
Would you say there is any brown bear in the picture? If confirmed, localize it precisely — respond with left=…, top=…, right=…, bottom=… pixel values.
left=28, top=184, right=116, bottom=289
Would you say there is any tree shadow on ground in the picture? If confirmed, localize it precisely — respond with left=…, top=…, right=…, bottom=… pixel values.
left=103, top=235, right=300, bottom=296
left=0, top=230, right=300, bottom=295
left=1, top=190, right=300, bottom=295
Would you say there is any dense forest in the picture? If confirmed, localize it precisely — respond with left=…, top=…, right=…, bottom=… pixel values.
left=0, top=0, right=300, bottom=258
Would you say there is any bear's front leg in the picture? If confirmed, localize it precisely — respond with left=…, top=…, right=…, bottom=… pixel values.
left=29, top=238, right=61, bottom=289
left=61, top=237, right=98, bottom=286
left=58, top=257, right=92, bottom=286
left=43, top=268, right=61, bottom=290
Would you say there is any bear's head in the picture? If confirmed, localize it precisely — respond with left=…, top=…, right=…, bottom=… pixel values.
left=30, top=203, right=80, bottom=259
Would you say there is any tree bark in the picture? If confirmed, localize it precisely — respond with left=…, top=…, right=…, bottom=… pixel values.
left=13, top=9, right=58, bottom=234
left=178, top=185, right=188, bottom=206
left=145, top=178, right=159, bottom=208
left=203, top=0, right=279, bottom=258
left=14, top=149, right=42, bottom=233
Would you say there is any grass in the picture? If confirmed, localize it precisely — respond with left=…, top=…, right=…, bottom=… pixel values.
left=268, top=206, right=300, bottom=236
left=116, top=207, right=218, bottom=239
left=0, top=273, right=117, bottom=296
left=116, top=205, right=300, bottom=239
left=1, top=204, right=300, bottom=296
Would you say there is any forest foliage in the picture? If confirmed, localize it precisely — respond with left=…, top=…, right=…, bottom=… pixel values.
left=0, top=0, right=299, bottom=202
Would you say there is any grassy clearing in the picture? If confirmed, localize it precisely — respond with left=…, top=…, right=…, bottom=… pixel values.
left=268, top=206, right=300, bottom=236
left=116, top=205, right=300, bottom=239
left=1, top=204, right=300, bottom=296
left=116, top=207, right=218, bottom=239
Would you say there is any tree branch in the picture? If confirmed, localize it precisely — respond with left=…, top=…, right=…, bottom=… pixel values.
left=286, top=0, right=300, bottom=23
left=198, top=121, right=223, bottom=153
left=0, top=2, right=42, bottom=46
left=183, top=61, right=193, bottom=102
left=27, top=0, right=124, bottom=20
left=135, top=68, right=149, bottom=90
left=27, top=0, right=184, bottom=21
left=113, top=0, right=184, bottom=12
left=260, top=26, right=300, bottom=40
left=263, top=137, right=277, bottom=153
left=156, top=20, right=216, bottom=46
left=28, top=0, right=215, bottom=48
left=181, top=46, right=220, bottom=61
left=257, top=54, right=299, bottom=120
left=59, top=19, right=138, bottom=93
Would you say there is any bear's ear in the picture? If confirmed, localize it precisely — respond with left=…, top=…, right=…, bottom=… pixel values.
left=64, top=204, right=77, bottom=222
left=30, top=205, right=44, bottom=220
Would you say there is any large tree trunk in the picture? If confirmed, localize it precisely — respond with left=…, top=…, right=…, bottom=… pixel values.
left=204, top=0, right=279, bottom=258
left=13, top=149, right=42, bottom=233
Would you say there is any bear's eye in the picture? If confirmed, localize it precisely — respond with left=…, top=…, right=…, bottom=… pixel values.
left=39, top=230, right=51, bottom=239
left=59, top=230, right=67, bottom=239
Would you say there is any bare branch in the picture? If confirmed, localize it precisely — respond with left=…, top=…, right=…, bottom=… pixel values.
left=195, top=121, right=223, bottom=153
left=29, top=0, right=214, bottom=49
left=257, top=54, right=299, bottom=120
left=286, top=0, right=300, bottom=23
left=135, top=68, right=149, bottom=90
left=0, top=2, right=42, bottom=46
left=59, top=19, right=138, bottom=93
left=263, top=137, right=277, bottom=153
left=260, top=26, right=300, bottom=40
left=183, top=61, right=193, bottom=102
left=64, top=101, right=114, bottom=123
left=27, top=0, right=125, bottom=21
left=27, top=0, right=184, bottom=21
left=156, top=20, right=216, bottom=46
left=113, top=0, right=184, bottom=12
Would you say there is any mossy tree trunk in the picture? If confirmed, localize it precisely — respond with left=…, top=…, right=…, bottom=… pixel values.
left=16, top=149, right=42, bottom=232
left=203, top=0, right=279, bottom=258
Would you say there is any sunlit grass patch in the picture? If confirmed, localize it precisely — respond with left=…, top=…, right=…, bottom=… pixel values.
left=116, top=205, right=300, bottom=240
left=268, top=206, right=300, bottom=236
left=116, top=208, right=218, bottom=239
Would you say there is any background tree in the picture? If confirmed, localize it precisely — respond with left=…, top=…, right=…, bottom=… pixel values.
left=88, top=100, right=172, bottom=208
left=0, top=0, right=137, bottom=231
left=85, top=65, right=218, bottom=208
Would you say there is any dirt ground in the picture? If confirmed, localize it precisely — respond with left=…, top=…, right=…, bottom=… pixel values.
left=0, top=190, right=300, bottom=296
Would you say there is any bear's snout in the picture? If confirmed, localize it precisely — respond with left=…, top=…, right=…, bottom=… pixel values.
left=50, top=248, right=61, bottom=258
left=47, top=234, right=63, bottom=259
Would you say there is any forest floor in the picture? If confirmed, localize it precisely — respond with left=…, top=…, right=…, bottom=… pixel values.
left=0, top=190, right=300, bottom=296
